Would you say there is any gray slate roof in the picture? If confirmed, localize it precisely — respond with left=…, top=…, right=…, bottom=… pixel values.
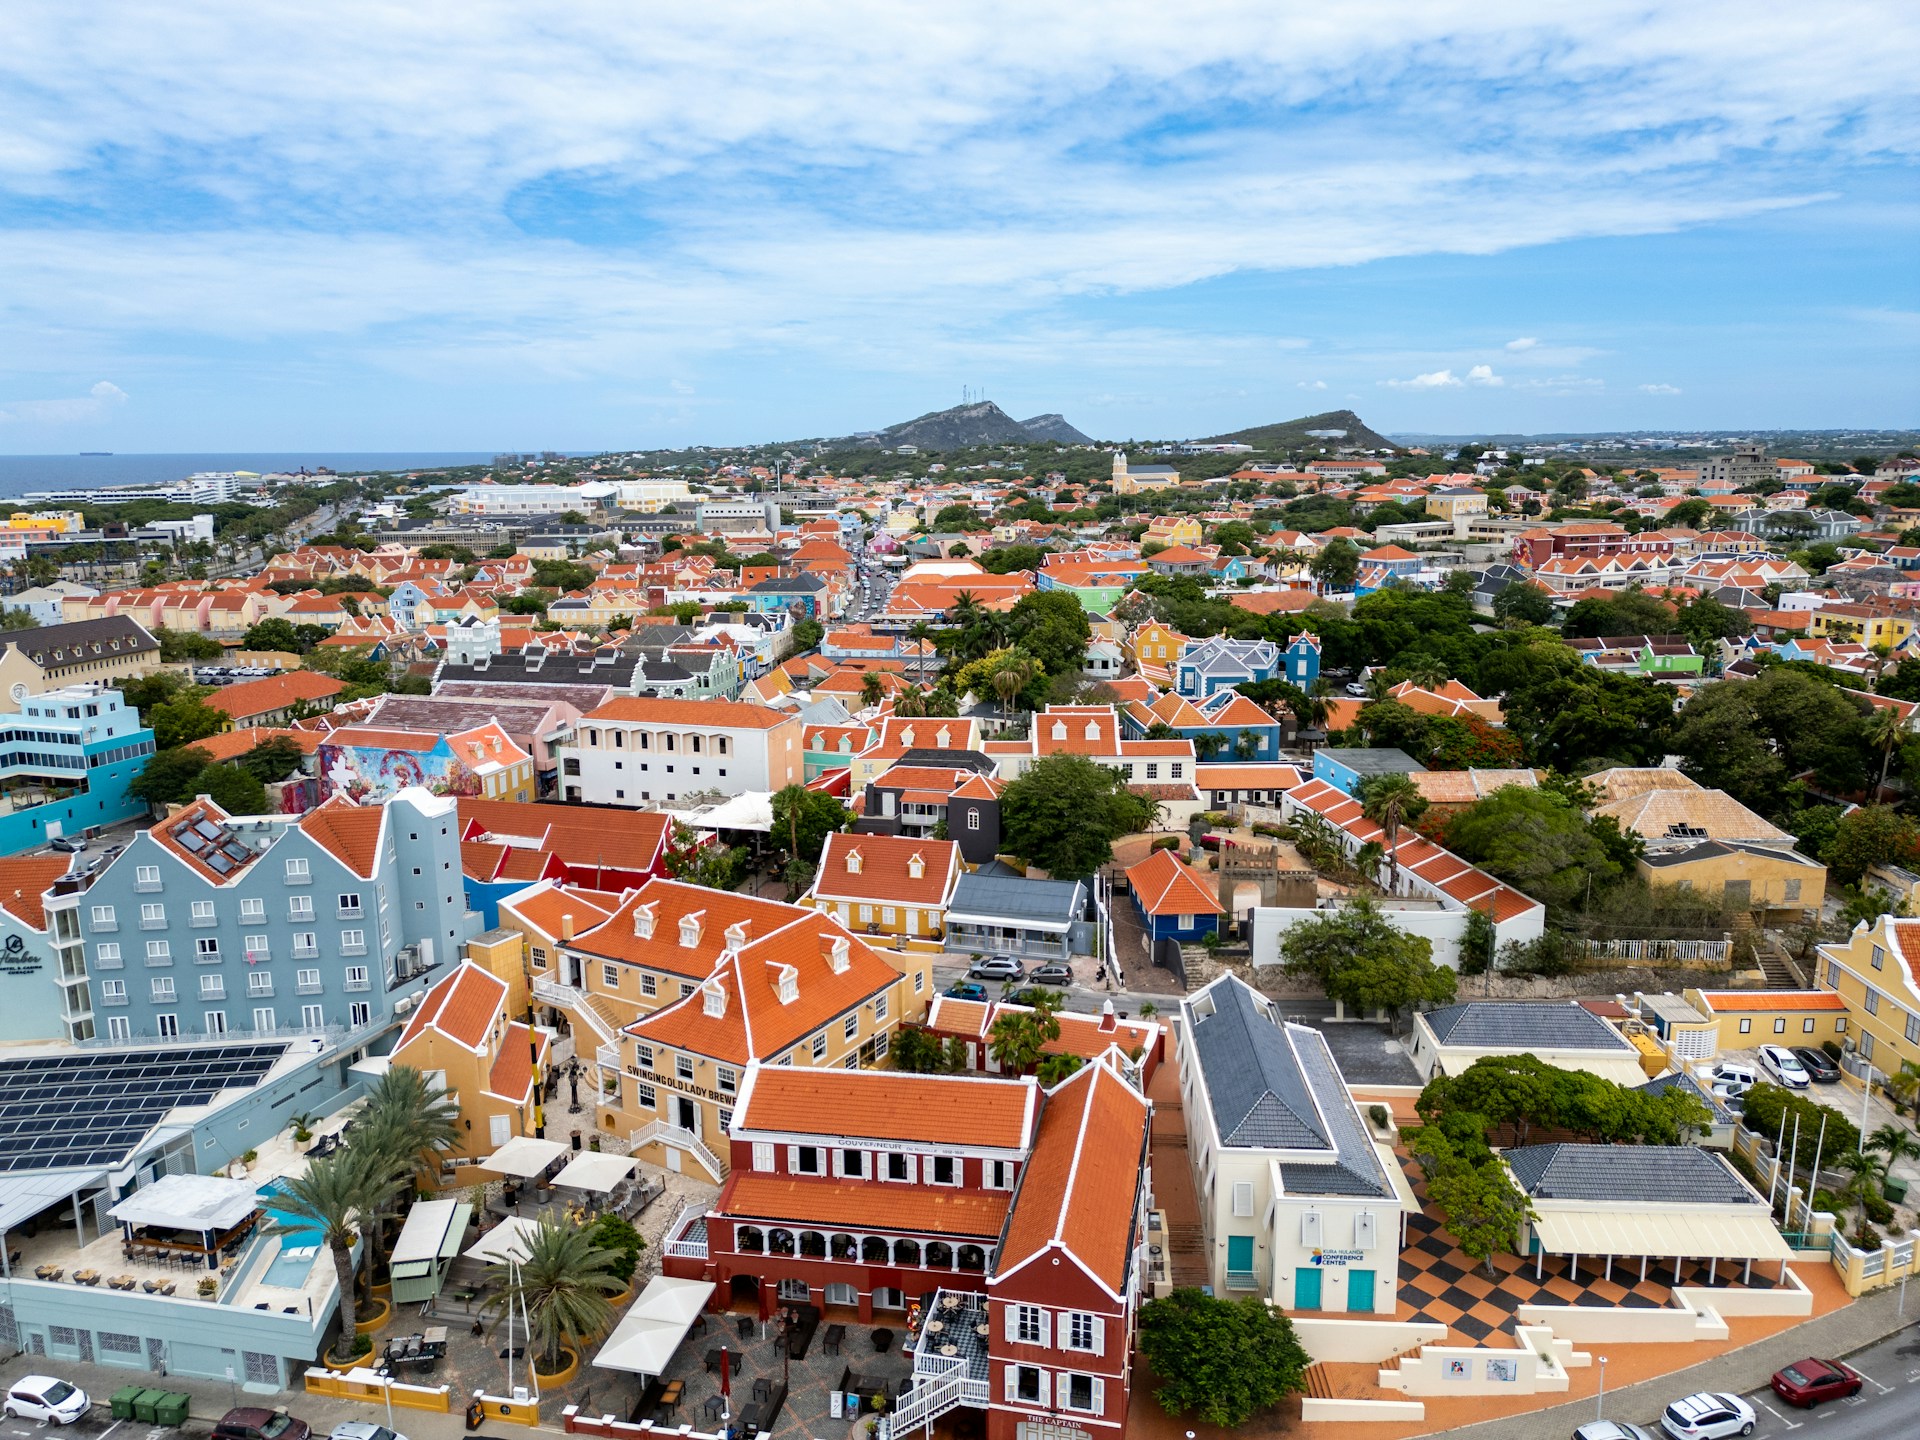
left=1637, top=1069, right=1735, bottom=1124
left=1422, top=1001, right=1635, bottom=1053
left=1504, top=1143, right=1758, bottom=1206
left=1186, top=976, right=1391, bottom=1199
left=1, top=615, right=158, bottom=667
left=949, top=871, right=1084, bottom=927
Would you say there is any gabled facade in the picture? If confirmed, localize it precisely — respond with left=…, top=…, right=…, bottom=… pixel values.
left=807, top=832, right=962, bottom=949
left=1174, top=636, right=1280, bottom=698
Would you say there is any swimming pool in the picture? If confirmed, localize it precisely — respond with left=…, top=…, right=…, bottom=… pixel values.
left=256, top=1180, right=321, bottom=1289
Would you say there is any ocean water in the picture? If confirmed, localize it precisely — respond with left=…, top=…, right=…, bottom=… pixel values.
left=0, top=452, right=510, bottom=498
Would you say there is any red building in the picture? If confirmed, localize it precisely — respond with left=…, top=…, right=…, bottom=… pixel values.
left=1511, top=522, right=1676, bottom=568
left=660, top=1059, right=1151, bottom=1440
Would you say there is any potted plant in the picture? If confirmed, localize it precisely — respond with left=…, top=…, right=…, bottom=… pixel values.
left=241, top=1148, right=258, bottom=1168
left=290, top=1112, right=317, bottom=1145
left=198, top=1276, right=218, bottom=1299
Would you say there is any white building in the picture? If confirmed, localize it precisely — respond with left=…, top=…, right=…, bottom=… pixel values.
left=1177, top=975, right=1412, bottom=1315
left=558, top=696, right=804, bottom=806
left=1, top=583, right=97, bottom=627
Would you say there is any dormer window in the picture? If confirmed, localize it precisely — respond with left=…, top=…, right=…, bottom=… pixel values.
left=724, top=920, right=750, bottom=949
left=845, top=849, right=862, bottom=875
left=773, top=963, right=800, bottom=1004
left=1085, top=721, right=1100, bottom=740
left=825, top=936, right=851, bottom=973
left=702, top=981, right=727, bottom=1018
left=1051, top=721, right=1067, bottom=740
left=900, top=726, right=915, bottom=748
left=935, top=726, right=951, bottom=748
left=679, top=912, right=703, bottom=948
left=908, top=853, right=925, bottom=880
left=633, top=902, right=656, bottom=939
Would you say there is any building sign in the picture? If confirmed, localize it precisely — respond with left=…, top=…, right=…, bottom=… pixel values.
left=0, top=935, right=42, bottom=977
left=1309, top=1249, right=1364, bottom=1267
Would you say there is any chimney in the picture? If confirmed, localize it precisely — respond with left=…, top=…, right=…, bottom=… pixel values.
left=633, top=902, right=656, bottom=940
left=560, top=913, right=575, bottom=943
left=1099, top=1000, right=1117, bottom=1033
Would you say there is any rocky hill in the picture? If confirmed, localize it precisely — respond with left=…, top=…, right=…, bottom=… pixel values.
left=867, top=401, right=1092, bottom=449
left=1200, top=409, right=1396, bottom=451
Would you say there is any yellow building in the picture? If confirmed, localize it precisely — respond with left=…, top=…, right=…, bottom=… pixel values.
left=1124, top=621, right=1191, bottom=682
left=7, top=510, right=83, bottom=533
left=1639, top=840, right=1826, bottom=923
left=1814, top=916, right=1920, bottom=1077
left=1143, top=515, right=1203, bottom=546
left=1685, top=989, right=1852, bottom=1053
left=1425, top=487, right=1490, bottom=521
left=387, top=960, right=553, bottom=1187
left=568, top=880, right=935, bottom=1181
left=1807, top=607, right=1914, bottom=649
left=805, top=832, right=961, bottom=950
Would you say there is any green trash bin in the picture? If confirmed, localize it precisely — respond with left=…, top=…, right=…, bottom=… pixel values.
left=109, top=1387, right=145, bottom=1421
left=153, top=1392, right=190, bottom=1428
left=1885, top=1176, right=1910, bottom=1204
left=132, top=1389, right=168, bottom=1424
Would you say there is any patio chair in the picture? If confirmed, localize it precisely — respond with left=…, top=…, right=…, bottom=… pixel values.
left=737, top=1313, right=755, bottom=1341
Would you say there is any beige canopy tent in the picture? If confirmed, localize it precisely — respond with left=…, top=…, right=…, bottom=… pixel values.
left=1531, top=1206, right=1795, bottom=1263
left=481, top=1136, right=569, bottom=1177
left=464, top=1215, right=544, bottom=1265
left=553, top=1152, right=636, bottom=1193
left=594, top=1276, right=716, bottom=1378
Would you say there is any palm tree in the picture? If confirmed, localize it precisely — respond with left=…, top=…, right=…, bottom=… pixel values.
left=989, top=652, right=1039, bottom=711
left=1835, top=1150, right=1887, bottom=1247
left=484, top=1217, right=625, bottom=1373
left=1354, top=840, right=1386, bottom=890
left=360, top=1064, right=461, bottom=1189
left=860, top=672, right=887, bottom=710
left=1864, top=705, right=1905, bottom=798
left=1359, top=773, right=1429, bottom=895
left=270, top=1147, right=406, bottom=1362
left=1867, top=1122, right=1920, bottom=1191
left=905, top=620, right=937, bottom=681
left=1403, top=656, right=1449, bottom=691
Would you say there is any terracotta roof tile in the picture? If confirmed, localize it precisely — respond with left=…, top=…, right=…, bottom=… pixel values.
left=812, top=833, right=959, bottom=907
left=486, top=1022, right=546, bottom=1101
left=736, top=1068, right=1036, bottom=1149
left=299, top=797, right=386, bottom=877
left=204, top=670, right=346, bottom=720
left=722, top=1175, right=1009, bottom=1237
left=0, top=855, right=74, bottom=930
left=1124, top=848, right=1223, bottom=917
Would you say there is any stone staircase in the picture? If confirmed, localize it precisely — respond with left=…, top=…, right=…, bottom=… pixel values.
left=1164, top=1221, right=1211, bottom=1288
left=1304, top=1363, right=1335, bottom=1401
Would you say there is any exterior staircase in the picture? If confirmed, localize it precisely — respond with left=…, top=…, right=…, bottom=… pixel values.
left=1304, top=1363, right=1335, bottom=1401
left=533, top=976, right=618, bottom=1051
left=1164, top=1221, right=1210, bottom=1288
left=880, top=1367, right=989, bottom=1439
left=631, top=1118, right=726, bottom=1182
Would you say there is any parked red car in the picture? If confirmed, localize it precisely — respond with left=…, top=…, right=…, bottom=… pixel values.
left=1770, top=1358, right=1862, bottom=1407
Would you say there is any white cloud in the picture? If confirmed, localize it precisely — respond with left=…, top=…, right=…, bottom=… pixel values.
left=1297, top=379, right=1327, bottom=390
left=0, top=380, right=127, bottom=425
left=1505, top=337, right=1538, bottom=351
left=1466, top=364, right=1503, bottom=386
left=1383, top=369, right=1463, bottom=389
left=1639, top=382, right=1683, bottom=394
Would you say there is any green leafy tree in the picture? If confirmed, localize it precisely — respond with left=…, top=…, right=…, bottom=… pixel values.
left=932, top=503, right=981, bottom=531
left=1443, top=784, right=1624, bottom=914
left=988, top=992, right=1062, bottom=1073
left=128, top=745, right=217, bottom=808
left=270, top=1146, right=406, bottom=1361
left=1824, top=805, right=1920, bottom=886
left=151, top=695, right=227, bottom=751
left=663, top=820, right=745, bottom=890
left=790, top=618, right=824, bottom=652
left=241, top=618, right=305, bottom=654
left=483, top=1217, right=625, bottom=1372
left=155, top=626, right=224, bottom=661
left=196, top=763, right=268, bottom=816
left=588, top=1212, right=645, bottom=1286
left=1491, top=583, right=1553, bottom=627
left=1279, top=895, right=1455, bottom=1029
left=1426, top=1163, right=1534, bottom=1276
left=1005, top=590, right=1092, bottom=675
left=889, top=1028, right=967, bottom=1074
left=772, top=783, right=851, bottom=896
left=240, top=735, right=306, bottom=783
left=1000, top=753, right=1159, bottom=878
left=1137, top=1290, right=1311, bottom=1428
left=1309, top=537, right=1360, bottom=592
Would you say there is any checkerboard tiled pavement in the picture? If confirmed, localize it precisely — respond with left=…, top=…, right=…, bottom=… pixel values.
left=1388, top=1156, right=1778, bottom=1344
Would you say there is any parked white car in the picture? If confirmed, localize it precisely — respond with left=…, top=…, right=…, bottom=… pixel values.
left=1659, top=1391, right=1755, bottom=1438
left=1695, top=1061, right=1757, bottom=1096
left=1759, top=1044, right=1811, bottom=1089
left=4, top=1377, right=90, bottom=1425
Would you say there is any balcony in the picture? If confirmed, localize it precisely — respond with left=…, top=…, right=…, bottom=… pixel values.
left=337, top=906, right=365, bottom=922
left=339, top=940, right=368, bottom=957
left=138, top=915, right=166, bottom=931
left=196, top=950, right=223, bottom=965
left=247, top=981, right=274, bottom=999
left=1225, top=1268, right=1262, bottom=1292
left=243, top=949, right=270, bottom=966
left=596, top=1043, right=621, bottom=1071
left=91, top=953, right=122, bottom=970
left=99, top=992, right=128, bottom=1007
left=89, top=917, right=118, bottom=933
left=295, top=981, right=323, bottom=995
left=189, top=913, right=216, bottom=928
left=144, top=953, right=172, bottom=968
left=291, top=944, right=318, bottom=960
left=148, top=989, right=176, bottom=1005
left=663, top=1206, right=709, bottom=1260
left=133, top=878, right=162, bottom=893
left=343, top=978, right=371, bottom=993
left=287, top=909, right=315, bottom=924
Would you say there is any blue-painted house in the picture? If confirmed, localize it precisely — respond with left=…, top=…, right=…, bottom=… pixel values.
left=1121, top=690, right=1286, bottom=761
left=1312, top=746, right=1427, bottom=797
left=1175, top=636, right=1280, bottom=699
left=747, top=573, right=828, bottom=618
left=0, top=682, right=155, bottom=856
left=1124, top=846, right=1225, bottom=943
left=1280, top=631, right=1322, bottom=687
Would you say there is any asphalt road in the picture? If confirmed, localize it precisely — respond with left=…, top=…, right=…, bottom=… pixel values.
left=1729, top=1323, right=1920, bottom=1439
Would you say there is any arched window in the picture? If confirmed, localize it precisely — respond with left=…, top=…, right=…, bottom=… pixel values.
left=892, top=1238, right=920, bottom=1267
left=736, top=1226, right=764, bottom=1254
left=957, top=1244, right=986, bottom=1272
left=862, top=1236, right=890, bottom=1263
left=925, top=1241, right=953, bottom=1268
left=769, top=1229, right=796, bottom=1256
left=830, top=1233, right=857, bottom=1261
left=798, top=1231, right=827, bottom=1259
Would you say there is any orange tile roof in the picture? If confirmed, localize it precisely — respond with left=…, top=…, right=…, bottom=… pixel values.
left=457, top=798, right=669, bottom=875
left=1696, top=990, right=1848, bottom=1013
left=996, top=1062, right=1149, bottom=1294
left=204, top=670, right=346, bottom=719
left=501, top=882, right=617, bottom=943
left=585, top=696, right=793, bottom=729
left=299, top=797, right=386, bottom=877
left=487, top=1022, right=547, bottom=1102
left=1194, top=763, right=1303, bottom=790
left=323, top=725, right=438, bottom=751
left=1124, top=848, right=1223, bottom=917
left=398, top=961, right=508, bottom=1051
left=736, top=1068, right=1036, bottom=1149
left=187, top=726, right=323, bottom=764
left=812, top=832, right=959, bottom=907
left=723, top=1174, right=1010, bottom=1237
left=0, top=855, right=74, bottom=930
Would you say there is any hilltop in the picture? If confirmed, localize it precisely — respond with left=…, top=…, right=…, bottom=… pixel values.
left=1200, top=409, right=1396, bottom=451
left=864, top=401, right=1093, bottom=450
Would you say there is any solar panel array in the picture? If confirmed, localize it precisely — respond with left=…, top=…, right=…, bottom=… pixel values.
left=0, top=1043, right=287, bottom=1172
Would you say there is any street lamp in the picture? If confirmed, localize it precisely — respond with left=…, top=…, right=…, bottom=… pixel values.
left=1597, top=1356, right=1608, bottom=1420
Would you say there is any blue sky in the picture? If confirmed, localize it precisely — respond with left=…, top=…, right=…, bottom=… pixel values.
left=1, top=1, right=1915, bottom=452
